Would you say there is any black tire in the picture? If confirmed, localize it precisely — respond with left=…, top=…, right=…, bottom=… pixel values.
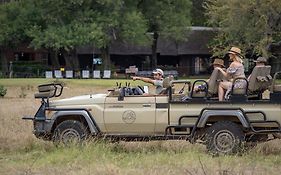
left=273, top=133, right=281, bottom=139
left=246, top=134, right=268, bottom=142
left=53, top=120, right=89, bottom=145
left=206, top=121, right=245, bottom=155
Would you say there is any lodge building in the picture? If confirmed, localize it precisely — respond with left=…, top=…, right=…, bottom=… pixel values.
left=1, top=27, right=219, bottom=77
left=1, top=26, right=280, bottom=77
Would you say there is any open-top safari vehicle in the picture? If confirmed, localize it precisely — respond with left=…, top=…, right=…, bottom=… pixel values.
left=23, top=68, right=281, bottom=155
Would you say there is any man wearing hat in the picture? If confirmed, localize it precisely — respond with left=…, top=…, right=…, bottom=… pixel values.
left=132, top=68, right=164, bottom=94
left=212, top=58, right=225, bottom=69
left=195, top=58, right=225, bottom=91
left=254, top=56, right=267, bottom=65
left=247, top=57, right=267, bottom=80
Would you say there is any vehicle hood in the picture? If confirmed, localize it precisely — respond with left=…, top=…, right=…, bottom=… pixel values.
left=49, top=93, right=107, bottom=107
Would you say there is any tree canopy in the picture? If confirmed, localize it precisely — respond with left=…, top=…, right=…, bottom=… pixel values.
left=205, top=0, right=281, bottom=57
left=0, top=0, right=149, bottom=69
left=0, top=0, right=193, bottom=70
left=0, top=0, right=41, bottom=47
left=138, top=0, right=192, bottom=68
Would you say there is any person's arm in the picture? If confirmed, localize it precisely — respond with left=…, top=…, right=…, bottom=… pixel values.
left=216, top=67, right=228, bottom=78
left=132, top=76, right=155, bottom=85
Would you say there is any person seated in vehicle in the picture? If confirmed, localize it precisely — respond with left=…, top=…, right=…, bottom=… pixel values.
left=248, top=56, right=267, bottom=81
left=216, top=47, right=247, bottom=101
left=194, top=58, right=226, bottom=92
left=131, top=68, right=164, bottom=94
left=246, top=56, right=272, bottom=99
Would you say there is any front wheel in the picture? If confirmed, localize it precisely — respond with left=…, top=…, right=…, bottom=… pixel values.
left=206, top=121, right=245, bottom=155
left=53, top=120, right=89, bottom=145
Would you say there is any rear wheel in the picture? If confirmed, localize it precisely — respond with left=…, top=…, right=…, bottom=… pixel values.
left=53, top=120, right=89, bottom=145
left=206, top=121, right=245, bottom=155
left=273, top=133, right=281, bottom=139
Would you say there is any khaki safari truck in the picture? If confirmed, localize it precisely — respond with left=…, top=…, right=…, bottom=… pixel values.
left=23, top=71, right=281, bottom=155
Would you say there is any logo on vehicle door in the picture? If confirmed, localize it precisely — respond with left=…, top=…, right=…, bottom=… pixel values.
left=122, top=110, right=136, bottom=124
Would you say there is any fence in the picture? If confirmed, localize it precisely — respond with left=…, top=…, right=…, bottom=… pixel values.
left=1, top=65, right=208, bottom=78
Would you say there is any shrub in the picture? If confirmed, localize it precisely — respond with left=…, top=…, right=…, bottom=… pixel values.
left=0, top=85, right=7, bottom=97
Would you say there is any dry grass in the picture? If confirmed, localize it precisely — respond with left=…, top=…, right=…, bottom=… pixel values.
left=1, top=80, right=281, bottom=175
left=0, top=83, right=105, bottom=151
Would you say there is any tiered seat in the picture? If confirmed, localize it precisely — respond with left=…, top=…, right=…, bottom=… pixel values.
left=191, top=68, right=225, bottom=98
left=207, top=68, right=226, bottom=96
left=270, top=72, right=281, bottom=102
left=248, top=66, right=272, bottom=95
left=231, top=66, right=272, bottom=100
left=34, top=84, right=63, bottom=99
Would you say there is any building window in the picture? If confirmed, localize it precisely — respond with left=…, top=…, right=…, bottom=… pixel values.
left=14, top=52, right=34, bottom=61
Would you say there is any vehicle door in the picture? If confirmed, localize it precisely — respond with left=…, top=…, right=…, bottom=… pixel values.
left=104, top=95, right=156, bottom=135
left=155, top=96, right=169, bottom=134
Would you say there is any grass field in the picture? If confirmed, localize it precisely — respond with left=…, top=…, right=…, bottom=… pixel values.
left=1, top=78, right=281, bottom=175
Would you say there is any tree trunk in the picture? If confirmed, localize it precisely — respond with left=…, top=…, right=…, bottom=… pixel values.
left=0, top=47, right=8, bottom=77
left=71, top=49, right=80, bottom=70
left=101, top=45, right=111, bottom=70
left=49, top=49, right=60, bottom=69
left=63, top=49, right=80, bottom=70
left=151, top=32, right=158, bottom=69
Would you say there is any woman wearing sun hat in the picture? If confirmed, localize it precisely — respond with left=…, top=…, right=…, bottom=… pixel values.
left=216, top=47, right=246, bottom=101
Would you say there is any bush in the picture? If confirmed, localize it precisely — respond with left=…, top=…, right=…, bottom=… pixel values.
left=12, top=61, right=49, bottom=78
left=0, top=85, right=7, bottom=97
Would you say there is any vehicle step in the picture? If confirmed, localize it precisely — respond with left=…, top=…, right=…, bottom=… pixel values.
left=250, top=127, right=281, bottom=133
left=249, top=120, right=281, bottom=133
left=167, top=124, right=194, bottom=128
left=250, top=120, right=280, bottom=128
left=165, top=125, right=194, bottom=135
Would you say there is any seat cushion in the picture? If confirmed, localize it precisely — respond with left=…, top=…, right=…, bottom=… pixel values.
left=192, top=91, right=206, bottom=98
left=38, top=85, right=56, bottom=92
left=34, top=91, right=55, bottom=98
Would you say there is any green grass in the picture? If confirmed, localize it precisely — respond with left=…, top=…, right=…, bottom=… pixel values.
left=0, top=78, right=148, bottom=87
left=1, top=140, right=281, bottom=175
left=0, top=77, right=280, bottom=88
left=1, top=78, right=281, bottom=174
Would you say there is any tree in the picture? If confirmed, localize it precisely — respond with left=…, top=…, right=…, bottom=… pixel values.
left=27, top=0, right=148, bottom=70
left=205, top=0, right=281, bottom=57
left=0, top=0, right=41, bottom=75
left=88, top=0, right=149, bottom=69
left=138, top=0, right=192, bottom=68
left=191, top=0, right=207, bottom=26
left=26, top=0, right=101, bottom=69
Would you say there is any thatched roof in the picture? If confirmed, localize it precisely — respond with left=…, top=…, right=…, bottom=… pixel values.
left=77, top=27, right=217, bottom=55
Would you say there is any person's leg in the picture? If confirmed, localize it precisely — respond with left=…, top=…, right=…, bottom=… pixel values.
left=219, top=81, right=232, bottom=101
left=218, top=84, right=224, bottom=101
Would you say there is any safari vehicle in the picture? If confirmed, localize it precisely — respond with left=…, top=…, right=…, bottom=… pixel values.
left=23, top=69, right=281, bottom=155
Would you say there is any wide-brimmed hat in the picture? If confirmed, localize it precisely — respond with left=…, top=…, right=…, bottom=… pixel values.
left=212, top=58, right=225, bottom=67
left=254, top=56, right=267, bottom=63
left=227, top=47, right=243, bottom=58
left=152, top=68, right=164, bottom=76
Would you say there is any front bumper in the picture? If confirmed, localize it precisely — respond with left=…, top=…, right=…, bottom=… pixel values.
left=23, top=116, right=53, bottom=140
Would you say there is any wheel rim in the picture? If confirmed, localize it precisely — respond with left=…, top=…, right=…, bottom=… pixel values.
left=60, top=128, right=81, bottom=144
left=213, top=130, right=236, bottom=153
